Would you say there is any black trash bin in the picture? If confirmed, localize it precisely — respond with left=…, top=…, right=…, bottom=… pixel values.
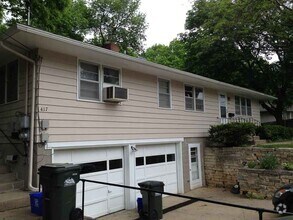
left=39, top=163, right=81, bottom=220
left=138, top=181, right=164, bottom=220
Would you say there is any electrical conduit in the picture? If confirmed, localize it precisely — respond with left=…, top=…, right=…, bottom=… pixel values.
left=0, top=41, right=38, bottom=191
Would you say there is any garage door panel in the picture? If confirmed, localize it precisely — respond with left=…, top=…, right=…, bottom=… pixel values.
left=54, top=150, right=72, bottom=162
left=54, top=147, right=125, bottom=218
left=108, top=196, right=125, bottom=213
left=135, top=144, right=178, bottom=196
left=83, top=201, right=108, bottom=218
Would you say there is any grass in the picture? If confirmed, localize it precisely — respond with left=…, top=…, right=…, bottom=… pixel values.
left=258, top=141, right=293, bottom=148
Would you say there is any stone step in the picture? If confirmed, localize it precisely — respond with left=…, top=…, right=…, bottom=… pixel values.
left=0, top=180, right=24, bottom=193
left=0, top=165, right=10, bottom=174
left=0, top=190, right=30, bottom=212
left=0, top=173, right=17, bottom=183
left=253, top=136, right=260, bottom=141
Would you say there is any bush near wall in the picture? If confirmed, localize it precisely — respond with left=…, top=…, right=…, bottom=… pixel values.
left=208, top=123, right=256, bottom=147
left=256, top=125, right=293, bottom=141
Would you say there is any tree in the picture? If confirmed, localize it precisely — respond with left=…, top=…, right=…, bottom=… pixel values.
left=143, top=39, right=186, bottom=70
left=2, top=0, right=88, bottom=40
left=88, top=0, right=147, bottom=54
left=184, top=0, right=293, bottom=125
left=0, top=2, right=6, bottom=33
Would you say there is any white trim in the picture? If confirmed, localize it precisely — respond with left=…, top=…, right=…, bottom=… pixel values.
left=176, top=142, right=184, bottom=193
left=46, top=138, right=184, bottom=149
left=188, top=143, right=202, bottom=189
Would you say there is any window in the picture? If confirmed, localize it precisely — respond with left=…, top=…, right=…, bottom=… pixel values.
left=80, top=161, right=107, bottom=174
left=158, top=79, right=171, bottom=108
left=79, top=62, right=100, bottom=101
left=235, top=96, right=252, bottom=116
left=103, top=67, right=120, bottom=85
left=185, top=85, right=204, bottom=111
left=0, top=60, right=18, bottom=104
left=167, top=154, right=175, bottom=162
left=185, top=85, right=194, bottom=110
left=195, top=88, right=204, bottom=111
left=109, top=159, right=123, bottom=170
left=136, top=157, right=144, bottom=166
left=146, top=155, right=165, bottom=165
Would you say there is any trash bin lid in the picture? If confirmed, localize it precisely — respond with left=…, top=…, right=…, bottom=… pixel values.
left=138, top=180, right=165, bottom=188
left=38, top=163, right=80, bottom=174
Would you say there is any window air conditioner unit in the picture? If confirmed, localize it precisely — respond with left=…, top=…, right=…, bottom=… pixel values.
left=103, top=86, right=128, bottom=102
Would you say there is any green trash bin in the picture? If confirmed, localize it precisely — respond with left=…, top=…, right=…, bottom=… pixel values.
left=138, top=181, right=164, bottom=220
left=39, top=163, right=81, bottom=220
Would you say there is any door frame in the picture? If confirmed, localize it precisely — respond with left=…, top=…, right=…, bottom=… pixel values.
left=188, top=143, right=202, bottom=189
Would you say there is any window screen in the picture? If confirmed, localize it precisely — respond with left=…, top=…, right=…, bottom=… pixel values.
left=185, top=85, right=194, bottom=110
left=158, top=79, right=171, bottom=108
left=195, top=88, right=204, bottom=111
left=103, top=67, right=120, bottom=85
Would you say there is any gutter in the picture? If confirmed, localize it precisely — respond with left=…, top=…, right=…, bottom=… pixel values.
left=0, top=41, right=38, bottom=191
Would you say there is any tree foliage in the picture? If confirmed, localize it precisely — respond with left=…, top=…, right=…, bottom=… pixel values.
left=143, top=39, right=186, bottom=70
left=184, top=0, right=293, bottom=124
left=88, top=0, right=147, bottom=53
left=2, top=0, right=88, bottom=41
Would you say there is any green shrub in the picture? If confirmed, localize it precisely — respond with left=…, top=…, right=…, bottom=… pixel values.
left=208, top=122, right=256, bottom=147
left=247, top=161, right=257, bottom=169
left=259, top=153, right=278, bottom=170
left=256, top=125, right=293, bottom=141
left=282, top=162, right=293, bottom=171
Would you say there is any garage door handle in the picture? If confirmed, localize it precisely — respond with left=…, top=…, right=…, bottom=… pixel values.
left=108, top=190, right=112, bottom=193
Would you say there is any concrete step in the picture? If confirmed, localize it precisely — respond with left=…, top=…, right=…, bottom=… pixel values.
left=253, top=136, right=260, bottom=141
left=0, top=173, right=17, bottom=183
left=0, top=180, right=24, bottom=193
left=0, top=190, right=30, bottom=212
left=0, top=165, right=10, bottom=174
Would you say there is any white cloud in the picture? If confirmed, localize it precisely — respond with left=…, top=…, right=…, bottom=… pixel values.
left=140, top=0, right=193, bottom=48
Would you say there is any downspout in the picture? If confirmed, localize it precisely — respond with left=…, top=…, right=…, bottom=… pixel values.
left=0, top=41, right=38, bottom=191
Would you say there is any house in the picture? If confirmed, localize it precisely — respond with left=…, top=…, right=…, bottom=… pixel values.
left=260, top=105, right=293, bottom=126
left=0, top=24, right=275, bottom=218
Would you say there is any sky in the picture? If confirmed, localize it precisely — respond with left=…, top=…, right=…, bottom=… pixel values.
left=140, top=0, right=193, bottom=48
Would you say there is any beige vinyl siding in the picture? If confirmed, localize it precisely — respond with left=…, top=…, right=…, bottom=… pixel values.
left=36, top=49, right=261, bottom=143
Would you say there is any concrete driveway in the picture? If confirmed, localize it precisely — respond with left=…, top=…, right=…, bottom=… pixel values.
left=100, top=187, right=281, bottom=220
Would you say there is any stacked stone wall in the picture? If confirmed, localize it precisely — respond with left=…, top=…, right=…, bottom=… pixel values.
left=204, top=147, right=293, bottom=189
left=238, top=168, right=293, bottom=198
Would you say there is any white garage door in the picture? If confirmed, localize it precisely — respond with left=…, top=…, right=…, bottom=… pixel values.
left=135, top=143, right=178, bottom=196
left=53, top=147, right=124, bottom=218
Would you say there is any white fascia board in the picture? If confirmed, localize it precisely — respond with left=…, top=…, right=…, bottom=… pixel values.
left=46, top=138, right=184, bottom=150
left=12, top=24, right=276, bottom=101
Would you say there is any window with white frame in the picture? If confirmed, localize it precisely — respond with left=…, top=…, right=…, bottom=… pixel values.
left=103, top=66, right=120, bottom=86
left=158, top=78, right=171, bottom=108
left=185, top=85, right=204, bottom=111
left=235, top=96, right=252, bottom=116
left=0, top=60, right=18, bottom=104
left=79, top=62, right=100, bottom=101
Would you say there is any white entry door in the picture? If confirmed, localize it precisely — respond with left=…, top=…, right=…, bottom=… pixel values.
left=189, top=144, right=202, bottom=189
left=219, top=93, right=228, bottom=124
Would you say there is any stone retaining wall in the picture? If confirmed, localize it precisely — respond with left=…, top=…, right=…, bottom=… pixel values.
left=204, top=147, right=293, bottom=188
left=238, top=168, right=293, bottom=198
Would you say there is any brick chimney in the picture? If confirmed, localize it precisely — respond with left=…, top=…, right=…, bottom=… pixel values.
left=103, top=42, right=120, bottom=52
